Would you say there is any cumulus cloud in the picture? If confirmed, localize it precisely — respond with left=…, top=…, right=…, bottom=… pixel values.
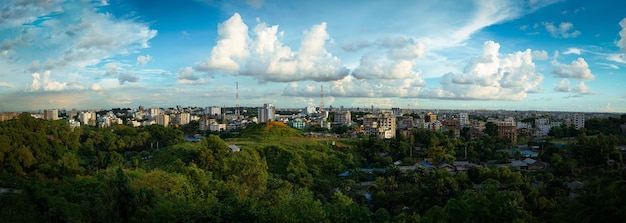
left=176, top=66, right=208, bottom=85
left=420, top=41, right=544, bottom=100
left=574, top=81, right=591, bottom=94
left=532, top=50, right=549, bottom=60
left=619, top=18, right=626, bottom=53
left=553, top=79, right=571, bottom=92
left=542, top=22, right=581, bottom=38
left=351, top=36, right=425, bottom=80
left=551, top=58, right=595, bottom=80
left=136, top=54, right=153, bottom=66
left=196, top=13, right=349, bottom=82
left=25, top=70, right=83, bottom=92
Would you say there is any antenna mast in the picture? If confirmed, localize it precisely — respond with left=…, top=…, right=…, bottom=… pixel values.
left=236, top=82, right=240, bottom=121
left=320, top=85, right=324, bottom=112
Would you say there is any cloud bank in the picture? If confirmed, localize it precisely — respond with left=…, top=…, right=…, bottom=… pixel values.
left=421, top=41, right=543, bottom=100
left=197, top=13, right=349, bottom=82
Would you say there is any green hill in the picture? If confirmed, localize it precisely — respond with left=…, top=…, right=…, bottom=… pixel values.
left=237, top=121, right=302, bottom=140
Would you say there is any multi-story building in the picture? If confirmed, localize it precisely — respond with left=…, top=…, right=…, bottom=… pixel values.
left=43, top=109, right=58, bottom=120
left=149, top=107, right=160, bottom=120
left=257, top=103, right=275, bottom=123
left=205, top=106, right=221, bottom=117
left=571, top=113, right=585, bottom=130
left=498, top=117, right=517, bottom=143
left=178, top=112, right=191, bottom=125
left=363, top=110, right=396, bottom=138
left=78, top=111, right=96, bottom=126
left=442, top=119, right=461, bottom=138
left=210, top=123, right=226, bottom=131
left=425, top=112, right=437, bottom=123
left=334, top=110, right=351, bottom=126
left=157, top=113, right=170, bottom=127
left=459, top=113, right=469, bottom=127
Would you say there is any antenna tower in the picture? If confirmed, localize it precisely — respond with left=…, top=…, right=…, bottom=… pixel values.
left=236, top=82, right=240, bottom=121
left=320, top=85, right=324, bottom=112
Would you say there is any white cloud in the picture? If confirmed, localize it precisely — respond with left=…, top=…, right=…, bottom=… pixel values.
left=563, top=48, right=582, bottom=55
left=531, top=50, right=549, bottom=60
left=421, top=40, right=544, bottom=100
left=551, top=58, right=595, bottom=80
left=574, top=81, right=591, bottom=94
left=176, top=66, right=208, bottom=85
left=197, top=13, right=250, bottom=72
left=90, top=83, right=104, bottom=91
left=197, top=13, right=349, bottom=82
left=283, top=74, right=425, bottom=99
left=0, top=0, right=64, bottom=28
left=136, top=54, right=153, bottom=66
left=351, top=36, right=425, bottom=80
left=25, top=70, right=83, bottom=92
left=0, top=81, right=13, bottom=88
left=542, top=22, right=581, bottom=38
left=553, top=79, right=571, bottom=92
left=8, top=2, right=157, bottom=73
left=619, top=17, right=626, bottom=53
left=607, top=53, right=626, bottom=64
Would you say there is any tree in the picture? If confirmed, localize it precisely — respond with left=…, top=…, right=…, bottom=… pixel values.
left=485, top=122, right=498, bottom=137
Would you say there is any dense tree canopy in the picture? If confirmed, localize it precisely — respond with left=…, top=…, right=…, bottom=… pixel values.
left=0, top=112, right=624, bottom=222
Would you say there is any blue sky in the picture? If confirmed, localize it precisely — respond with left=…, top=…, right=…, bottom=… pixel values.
left=1, top=0, right=625, bottom=113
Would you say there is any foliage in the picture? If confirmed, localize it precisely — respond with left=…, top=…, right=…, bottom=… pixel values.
left=1, top=113, right=626, bottom=222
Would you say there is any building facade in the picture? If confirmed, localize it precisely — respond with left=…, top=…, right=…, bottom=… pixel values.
left=258, top=103, right=276, bottom=123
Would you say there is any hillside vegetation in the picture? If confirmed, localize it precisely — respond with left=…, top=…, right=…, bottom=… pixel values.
left=0, top=113, right=625, bottom=222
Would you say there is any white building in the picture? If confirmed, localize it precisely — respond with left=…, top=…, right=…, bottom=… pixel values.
left=43, top=109, right=58, bottom=120
left=149, top=107, right=160, bottom=120
left=205, top=106, right=222, bottom=116
left=177, top=112, right=191, bottom=125
left=157, top=113, right=170, bottom=127
left=257, top=103, right=276, bottom=123
left=459, top=113, right=469, bottom=127
left=210, top=123, right=226, bottom=131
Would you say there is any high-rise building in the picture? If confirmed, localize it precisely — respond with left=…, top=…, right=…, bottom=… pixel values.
left=178, top=112, right=191, bottom=125
left=363, top=110, right=396, bottom=138
left=334, top=111, right=351, bottom=126
left=157, top=113, right=170, bottom=127
left=257, top=103, right=276, bottom=123
left=572, top=113, right=585, bottom=130
left=43, top=109, right=59, bottom=120
left=149, top=107, right=160, bottom=119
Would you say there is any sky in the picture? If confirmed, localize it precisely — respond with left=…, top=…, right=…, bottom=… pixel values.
left=1, top=0, right=625, bottom=113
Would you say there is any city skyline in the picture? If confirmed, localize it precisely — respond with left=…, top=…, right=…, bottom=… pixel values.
left=1, top=0, right=626, bottom=113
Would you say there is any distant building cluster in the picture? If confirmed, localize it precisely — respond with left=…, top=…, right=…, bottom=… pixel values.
left=0, top=103, right=611, bottom=144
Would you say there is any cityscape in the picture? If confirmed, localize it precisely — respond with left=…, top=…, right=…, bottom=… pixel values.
left=2, top=0, right=626, bottom=222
